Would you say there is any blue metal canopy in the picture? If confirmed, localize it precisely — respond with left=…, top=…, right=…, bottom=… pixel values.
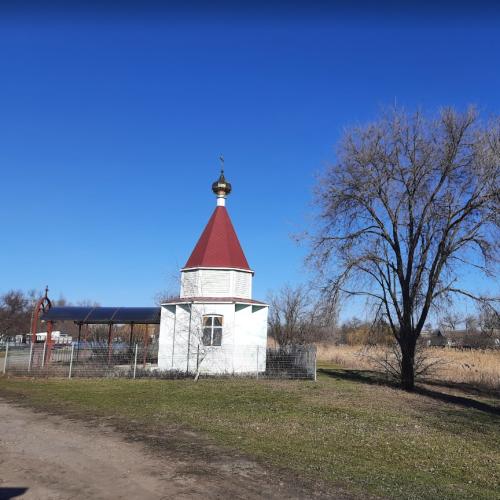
left=41, top=306, right=161, bottom=324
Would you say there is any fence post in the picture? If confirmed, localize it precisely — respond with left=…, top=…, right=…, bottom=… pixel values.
left=41, top=341, right=46, bottom=369
left=28, top=342, right=34, bottom=373
left=196, top=344, right=200, bottom=372
left=68, top=343, right=75, bottom=379
left=133, top=343, right=138, bottom=379
left=314, top=347, right=317, bottom=382
left=3, top=343, right=8, bottom=374
left=256, top=346, right=259, bottom=379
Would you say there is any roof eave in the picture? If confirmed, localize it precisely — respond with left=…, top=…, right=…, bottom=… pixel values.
left=161, top=297, right=267, bottom=306
left=180, top=266, right=254, bottom=275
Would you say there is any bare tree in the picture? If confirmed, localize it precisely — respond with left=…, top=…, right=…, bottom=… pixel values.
left=268, top=285, right=311, bottom=346
left=309, top=107, right=499, bottom=390
left=154, top=269, right=182, bottom=306
left=153, top=289, right=179, bottom=306
left=0, top=289, right=42, bottom=341
left=268, top=284, right=335, bottom=346
left=336, top=317, right=363, bottom=344
left=464, top=314, right=479, bottom=334
left=478, top=302, right=500, bottom=338
left=0, top=290, right=32, bottom=341
left=439, top=312, right=463, bottom=332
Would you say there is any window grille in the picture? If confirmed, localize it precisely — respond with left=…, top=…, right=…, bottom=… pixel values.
left=202, top=315, right=223, bottom=346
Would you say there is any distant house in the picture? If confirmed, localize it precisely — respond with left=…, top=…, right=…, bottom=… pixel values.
left=426, top=330, right=447, bottom=347
left=425, top=329, right=499, bottom=348
left=16, top=331, right=73, bottom=345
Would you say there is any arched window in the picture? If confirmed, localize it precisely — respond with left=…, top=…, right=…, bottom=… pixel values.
left=202, top=315, right=223, bottom=346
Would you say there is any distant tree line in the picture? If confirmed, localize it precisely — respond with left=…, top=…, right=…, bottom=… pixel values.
left=334, top=317, right=394, bottom=346
left=0, top=289, right=37, bottom=342
left=438, top=305, right=500, bottom=337
left=0, top=289, right=98, bottom=342
left=267, top=284, right=499, bottom=349
left=427, top=305, right=500, bottom=348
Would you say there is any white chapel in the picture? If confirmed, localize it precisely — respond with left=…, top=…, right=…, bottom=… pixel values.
left=157, top=169, right=269, bottom=374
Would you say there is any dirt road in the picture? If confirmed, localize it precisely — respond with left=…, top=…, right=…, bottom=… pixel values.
left=0, top=399, right=344, bottom=500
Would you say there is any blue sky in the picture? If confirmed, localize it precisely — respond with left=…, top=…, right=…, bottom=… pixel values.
left=1, top=3, right=499, bottom=321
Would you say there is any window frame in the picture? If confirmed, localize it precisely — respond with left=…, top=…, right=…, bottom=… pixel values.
left=202, top=315, right=223, bottom=347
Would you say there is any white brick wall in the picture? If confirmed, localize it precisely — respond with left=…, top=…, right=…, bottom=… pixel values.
left=180, top=268, right=252, bottom=299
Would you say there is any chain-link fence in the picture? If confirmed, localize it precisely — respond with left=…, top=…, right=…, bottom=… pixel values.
left=264, top=345, right=316, bottom=379
left=0, top=343, right=316, bottom=380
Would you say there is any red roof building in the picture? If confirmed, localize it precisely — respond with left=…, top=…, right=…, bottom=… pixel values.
left=179, top=168, right=254, bottom=299
left=158, top=165, right=269, bottom=375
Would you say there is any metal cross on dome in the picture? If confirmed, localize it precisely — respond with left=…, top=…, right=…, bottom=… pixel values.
left=219, top=154, right=224, bottom=173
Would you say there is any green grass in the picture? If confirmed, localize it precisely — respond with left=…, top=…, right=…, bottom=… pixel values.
left=0, top=368, right=499, bottom=499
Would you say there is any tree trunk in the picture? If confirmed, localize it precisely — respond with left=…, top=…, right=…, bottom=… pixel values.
left=399, top=337, right=416, bottom=391
left=400, top=351, right=415, bottom=391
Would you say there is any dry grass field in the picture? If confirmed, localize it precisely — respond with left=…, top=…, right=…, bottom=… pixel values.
left=317, top=344, right=500, bottom=391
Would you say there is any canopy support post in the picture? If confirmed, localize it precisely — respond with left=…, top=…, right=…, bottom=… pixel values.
left=107, top=323, right=113, bottom=365
left=129, top=322, right=134, bottom=345
left=142, top=324, right=149, bottom=368
left=46, top=320, right=53, bottom=364
left=76, top=322, right=82, bottom=361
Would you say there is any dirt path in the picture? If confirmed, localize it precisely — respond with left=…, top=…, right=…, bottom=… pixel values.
left=0, top=399, right=347, bottom=500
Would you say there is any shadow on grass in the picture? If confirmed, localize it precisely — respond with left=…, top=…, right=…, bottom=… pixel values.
left=414, top=386, right=500, bottom=416
left=0, top=487, right=28, bottom=499
left=420, top=377, right=500, bottom=399
left=318, top=367, right=397, bottom=386
left=318, top=367, right=500, bottom=417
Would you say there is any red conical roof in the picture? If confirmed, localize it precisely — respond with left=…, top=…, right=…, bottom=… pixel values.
left=184, top=206, right=251, bottom=270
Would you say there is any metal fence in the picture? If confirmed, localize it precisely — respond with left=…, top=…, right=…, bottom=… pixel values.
left=263, top=345, right=316, bottom=379
left=0, top=343, right=316, bottom=380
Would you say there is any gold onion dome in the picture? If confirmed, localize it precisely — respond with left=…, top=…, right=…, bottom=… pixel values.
left=212, top=169, right=232, bottom=196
